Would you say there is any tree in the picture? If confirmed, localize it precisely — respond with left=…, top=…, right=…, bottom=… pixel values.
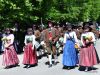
left=0, top=0, right=100, bottom=28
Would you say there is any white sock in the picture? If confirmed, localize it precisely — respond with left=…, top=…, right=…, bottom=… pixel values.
left=37, top=51, right=39, bottom=57
left=48, top=55, right=52, bottom=65
left=39, top=51, right=42, bottom=56
left=41, top=49, right=44, bottom=55
left=54, top=55, right=58, bottom=62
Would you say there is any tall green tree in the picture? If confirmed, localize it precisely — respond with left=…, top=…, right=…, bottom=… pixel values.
left=0, top=0, right=100, bottom=28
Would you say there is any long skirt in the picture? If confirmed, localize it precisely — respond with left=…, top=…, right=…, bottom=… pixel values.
left=23, top=43, right=37, bottom=65
left=63, top=40, right=78, bottom=66
left=2, top=45, right=19, bottom=67
left=79, top=44, right=98, bottom=67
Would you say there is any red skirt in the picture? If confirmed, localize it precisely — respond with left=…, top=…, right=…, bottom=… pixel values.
left=79, top=44, right=98, bottom=67
left=23, top=43, right=37, bottom=65
left=2, top=45, right=19, bottom=66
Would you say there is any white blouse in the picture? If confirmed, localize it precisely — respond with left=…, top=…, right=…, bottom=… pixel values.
left=24, top=35, right=36, bottom=48
left=81, top=32, right=96, bottom=46
left=63, top=31, right=78, bottom=43
left=2, top=34, right=14, bottom=48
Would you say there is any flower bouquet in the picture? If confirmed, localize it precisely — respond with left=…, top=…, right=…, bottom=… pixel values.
left=83, top=35, right=92, bottom=40
left=83, top=36, right=93, bottom=45
left=75, top=43, right=79, bottom=49
left=1, top=37, right=7, bottom=42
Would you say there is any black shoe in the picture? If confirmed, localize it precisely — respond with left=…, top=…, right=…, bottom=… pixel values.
left=28, top=64, right=38, bottom=68
left=60, top=51, right=63, bottom=54
left=27, top=65, right=31, bottom=68
left=4, top=66, right=10, bottom=69
left=87, top=67, right=92, bottom=71
left=45, top=61, right=49, bottom=65
left=4, top=66, right=12, bottom=69
left=37, top=56, right=42, bottom=59
left=62, top=66, right=68, bottom=69
left=69, top=66, right=75, bottom=69
left=62, top=66, right=71, bottom=70
left=78, top=66, right=86, bottom=71
left=67, top=67, right=71, bottom=70
left=92, top=67, right=98, bottom=70
left=16, top=64, right=20, bottom=67
left=57, top=53, right=60, bottom=56
left=53, top=62, right=57, bottom=65
left=65, top=66, right=74, bottom=70
left=23, top=65, right=28, bottom=68
left=13, top=64, right=20, bottom=67
left=48, top=64, right=52, bottom=68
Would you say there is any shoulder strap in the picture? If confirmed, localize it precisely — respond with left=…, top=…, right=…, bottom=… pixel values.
left=67, top=32, right=72, bottom=39
left=67, top=32, right=75, bottom=43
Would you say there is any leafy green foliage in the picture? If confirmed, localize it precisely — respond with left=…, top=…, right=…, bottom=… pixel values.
left=0, top=0, right=100, bottom=28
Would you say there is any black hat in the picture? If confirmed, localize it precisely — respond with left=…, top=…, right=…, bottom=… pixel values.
left=83, top=22, right=89, bottom=27
left=48, top=20, right=53, bottom=25
left=67, top=23, right=72, bottom=29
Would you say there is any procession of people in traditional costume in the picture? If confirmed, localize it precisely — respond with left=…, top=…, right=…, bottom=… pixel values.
left=0, top=21, right=99, bottom=72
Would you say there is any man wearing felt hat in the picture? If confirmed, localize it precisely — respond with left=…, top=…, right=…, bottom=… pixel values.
left=41, top=21, right=59, bottom=67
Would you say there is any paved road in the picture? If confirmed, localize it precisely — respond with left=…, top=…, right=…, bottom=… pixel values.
left=0, top=40, right=100, bottom=75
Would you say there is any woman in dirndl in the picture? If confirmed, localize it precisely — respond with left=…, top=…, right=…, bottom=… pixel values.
left=79, top=25, right=99, bottom=71
left=62, top=24, right=79, bottom=70
left=23, top=28, right=37, bottom=68
left=2, top=28, right=19, bottom=69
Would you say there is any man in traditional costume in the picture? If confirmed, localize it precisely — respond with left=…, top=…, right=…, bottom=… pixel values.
left=41, top=21, right=59, bottom=67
